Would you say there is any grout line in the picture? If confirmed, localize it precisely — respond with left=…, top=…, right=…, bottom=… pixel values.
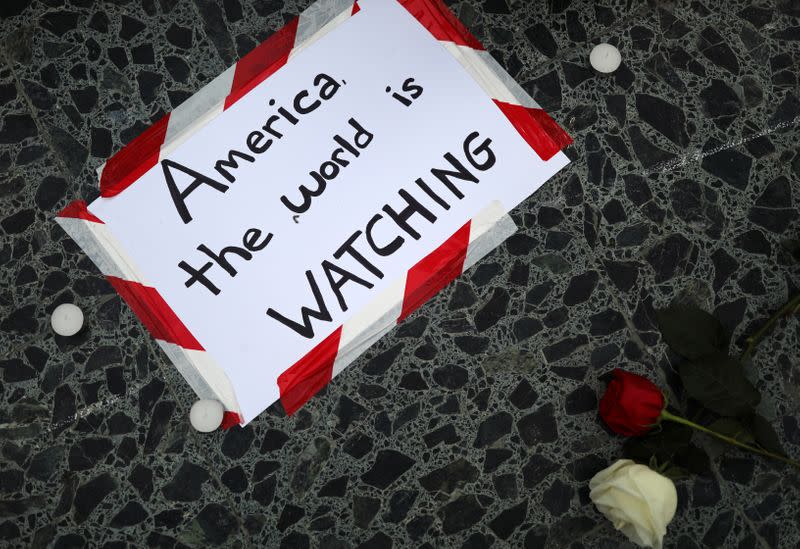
left=0, top=379, right=147, bottom=451
left=644, top=116, right=800, bottom=177
left=0, top=47, right=81, bottom=196
left=517, top=0, right=656, bottom=73
left=3, top=11, right=254, bottom=545
left=154, top=353, right=254, bottom=547
left=706, top=449, right=773, bottom=549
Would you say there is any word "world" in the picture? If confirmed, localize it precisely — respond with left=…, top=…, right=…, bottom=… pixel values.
left=266, top=130, right=497, bottom=338
left=280, top=118, right=374, bottom=215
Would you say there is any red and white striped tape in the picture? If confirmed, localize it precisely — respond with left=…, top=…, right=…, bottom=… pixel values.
left=96, top=0, right=570, bottom=198
left=276, top=201, right=516, bottom=415
left=56, top=201, right=242, bottom=420
left=96, top=0, right=362, bottom=197
left=64, top=0, right=571, bottom=424
left=57, top=198, right=515, bottom=422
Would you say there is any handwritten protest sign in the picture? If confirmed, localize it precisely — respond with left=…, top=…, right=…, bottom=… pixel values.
left=58, top=0, right=571, bottom=424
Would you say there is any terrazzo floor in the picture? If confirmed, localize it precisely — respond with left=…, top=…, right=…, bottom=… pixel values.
left=1, top=0, right=800, bottom=547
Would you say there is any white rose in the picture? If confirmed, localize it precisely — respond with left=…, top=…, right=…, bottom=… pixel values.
left=589, top=459, right=677, bottom=549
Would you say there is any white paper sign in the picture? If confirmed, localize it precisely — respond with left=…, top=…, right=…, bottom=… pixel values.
left=89, top=0, right=568, bottom=422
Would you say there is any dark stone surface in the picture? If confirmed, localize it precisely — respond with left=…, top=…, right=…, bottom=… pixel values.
left=1, top=0, right=799, bottom=547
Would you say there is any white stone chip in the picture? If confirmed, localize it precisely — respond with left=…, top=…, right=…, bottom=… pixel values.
left=590, top=43, right=622, bottom=73
left=51, top=303, right=84, bottom=336
left=190, top=399, right=225, bottom=432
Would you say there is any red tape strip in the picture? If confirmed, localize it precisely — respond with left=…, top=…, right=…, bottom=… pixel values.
left=399, top=0, right=483, bottom=49
left=277, top=326, right=342, bottom=415
left=100, top=114, right=170, bottom=197
left=399, top=221, right=471, bottom=322
left=493, top=100, right=572, bottom=161
left=224, top=17, right=300, bottom=110
left=221, top=411, right=242, bottom=430
left=84, top=0, right=572, bottom=423
left=527, top=107, right=573, bottom=152
left=58, top=200, right=104, bottom=224
left=106, top=276, right=204, bottom=351
left=276, top=221, right=472, bottom=414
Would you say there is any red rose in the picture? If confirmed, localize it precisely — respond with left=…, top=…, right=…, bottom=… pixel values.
left=599, top=369, right=665, bottom=436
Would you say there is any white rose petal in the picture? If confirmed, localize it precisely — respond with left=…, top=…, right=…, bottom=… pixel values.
left=589, top=459, right=678, bottom=549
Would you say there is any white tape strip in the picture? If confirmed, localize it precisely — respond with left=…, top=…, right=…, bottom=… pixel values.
left=330, top=201, right=517, bottom=381
left=161, top=66, right=236, bottom=157
left=332, top=277, right=405, bottom=378
left=157, top=340, right=218, bottom=400
left=159, top=341, right=241, bottom=414
left=464, top=202, right=517, bottom=270
left=55, top=217, right=126, bottom=279
left=442, top=43, right=540, bottom=109
left=291, top=0, right=356, bottom=59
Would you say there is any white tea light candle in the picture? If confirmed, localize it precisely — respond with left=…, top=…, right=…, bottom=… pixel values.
left=190, top=400, right=225, bottom=432
left=51, top=303, right=84, bottom=336
left=590, top=43, right=622, bottom=73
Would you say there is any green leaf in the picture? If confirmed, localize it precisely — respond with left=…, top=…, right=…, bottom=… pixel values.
left=645, top=455, right=690, bottom=480
left=656, top=306, right=729, bottom=359
left=623, top=423, right=709, bottom=477
left=624, top=437, right=663, bottom=464
left=678, top=353, right=760, bottom=416
left=675, top=444, right=711, bottom=475
left=623, top=422, right=693, bottom=464
left=707, top=418, right=756, bottom=445
left=748, top=414, right=785, bottom=455
left=661, top=464, right=691, bottom=481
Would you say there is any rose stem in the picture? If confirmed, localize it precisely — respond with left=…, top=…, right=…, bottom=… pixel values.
left=660, top=409, right=800, bottom=470
left=739, top=291, right=800, bottom=363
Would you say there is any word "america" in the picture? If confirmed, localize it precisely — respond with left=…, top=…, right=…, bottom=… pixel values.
left=161, top=73, right=346, bottom=224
